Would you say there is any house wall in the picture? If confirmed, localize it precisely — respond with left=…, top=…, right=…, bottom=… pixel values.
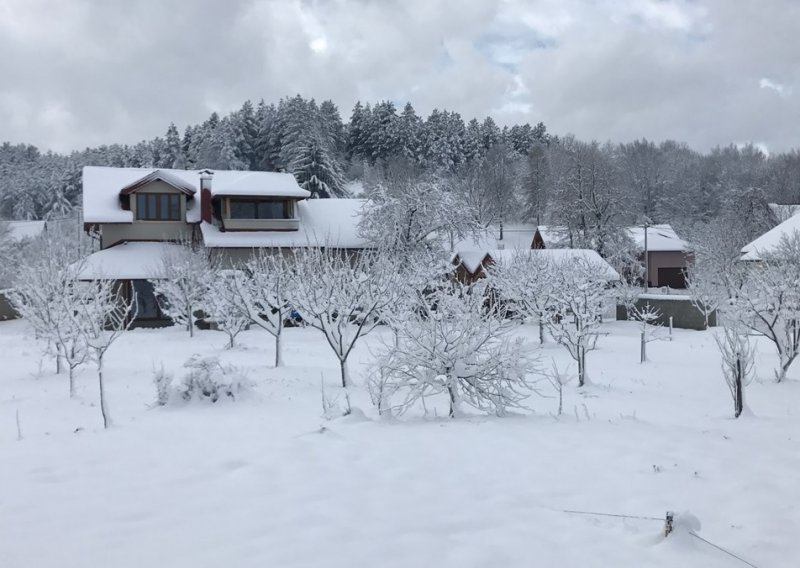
left=101, top=180, right=195, bottom=248
left=647, top=251, right=692, bottom=288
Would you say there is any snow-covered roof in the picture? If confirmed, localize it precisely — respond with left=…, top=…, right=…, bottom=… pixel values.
left=741, top=213, right=800, bottom=261
left=451, top=247, right=619, bottom=280
left=626, top=225, right=689, bottom=252
left=82, top=167, right=309, bottom=224
left=201, top=198, right=368, bottom=249
left=488, top=248, right=620, bottom=281
left=209, top=172, right=310, bottom=198
left=536, top=224, right=688, bottom=252
left=77, top=242, right=183, bottom=280
left=453, top=250, right=492, bottom=274
left=3, top=220, right=46, bottom=242
left=454, top=224, right=538, bottom=252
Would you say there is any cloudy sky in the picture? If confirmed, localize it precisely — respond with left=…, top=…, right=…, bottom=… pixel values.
left=2, top=0, right=799, bottom=153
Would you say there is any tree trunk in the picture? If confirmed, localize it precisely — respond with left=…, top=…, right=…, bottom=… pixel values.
left=339, top=358, right=348, bottom=389
left=56, top=343, right=63, bottom=375
left=577, top=347, right=585, bottom=387
left=538, top=320, right=545, bottom=345
left=640, top=331, right=646, bottom=364
left=734, top=357, right=744, bottom=418
left=275, top=333, right=282, bottom=367
left=98, top=353, right=111, bottom=429
left=447, top=384, right=457, bottom=418
left=69, top=365, right=76, bottom=398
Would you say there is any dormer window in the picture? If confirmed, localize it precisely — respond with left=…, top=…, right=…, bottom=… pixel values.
left=136, top=194, right=181, bottom=221
left=229, top=199, right=292, bottom=220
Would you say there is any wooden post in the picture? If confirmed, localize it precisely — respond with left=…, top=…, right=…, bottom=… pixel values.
left=640, top=331, right=646, bottom=363
left=669, top=316, right=673, bottom=341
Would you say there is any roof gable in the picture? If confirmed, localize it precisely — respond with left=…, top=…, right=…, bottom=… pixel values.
left=119, top=170, right=197, bottom=196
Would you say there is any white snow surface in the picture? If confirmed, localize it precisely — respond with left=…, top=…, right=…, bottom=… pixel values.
left=201, top=199, right=368, bottom=249
left=1, top=320, right=797, bottom=567
left=741, top=212, right=800, bottom=260
left=82, top=167, right=308, bottom=224
left=77, top=241, right=184, bottom=279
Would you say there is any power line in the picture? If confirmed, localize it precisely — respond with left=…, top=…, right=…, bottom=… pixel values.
left=559, top=508, right=664, bottom=522
left=689, top=531, right=760, bottom=568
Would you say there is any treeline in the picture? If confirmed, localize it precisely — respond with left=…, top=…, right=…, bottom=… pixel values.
left=1, top=94, right=799, bottom=250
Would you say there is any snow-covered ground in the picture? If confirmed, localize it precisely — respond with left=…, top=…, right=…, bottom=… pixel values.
left=1, top=319, right=797, bottom=567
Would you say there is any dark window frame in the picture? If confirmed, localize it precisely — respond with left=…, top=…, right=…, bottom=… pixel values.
left=135, top=193, right=181, bottom=221
left=228, top=199, right=291, bottom=220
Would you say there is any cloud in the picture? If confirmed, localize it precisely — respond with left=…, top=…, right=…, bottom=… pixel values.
left=2, top=0, right=800, bottom=153
left=760, top=77, right=790, bottom=97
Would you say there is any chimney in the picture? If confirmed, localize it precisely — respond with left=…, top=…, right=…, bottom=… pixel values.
left=199, top=169, right=214, bottom=224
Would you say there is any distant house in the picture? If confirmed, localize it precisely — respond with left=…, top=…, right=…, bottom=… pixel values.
left=533, top=224, right=691, bottom=288
left=81, top=166, right=368, bottom=325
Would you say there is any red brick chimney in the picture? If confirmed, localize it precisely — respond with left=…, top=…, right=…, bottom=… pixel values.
left=199, top=169, right=214, bottom=223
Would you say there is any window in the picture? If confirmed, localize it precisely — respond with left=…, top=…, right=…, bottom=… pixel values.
left=136, top=193, right=181, bottom=221
left=229, top=200, right=290, bottom=220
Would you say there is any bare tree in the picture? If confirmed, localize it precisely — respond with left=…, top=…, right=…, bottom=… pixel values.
left=546, top=257, right=614, bottom=386
left=231, top=251, right=292, bottom=366
left=151, top=242, right=213, bottom=337
left=733, top=234, right=800, bottom=382
left=714, top=315, right=755, bottom=418
left=629, top=302, right=663, bottom=363
left=287, top=245, right=402, bottom=413
left=489, top=250, right=556, bottom=344
left=73, top=280, right=135, bottom=428
left=205, top=270, right=251, bottom=349
left=373, top=281, right=540, bottom=418
left=8, top=234, right=89, bottom=391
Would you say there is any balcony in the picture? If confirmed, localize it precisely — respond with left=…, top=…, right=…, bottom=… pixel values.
left=222, top=218, right=300, bottom=232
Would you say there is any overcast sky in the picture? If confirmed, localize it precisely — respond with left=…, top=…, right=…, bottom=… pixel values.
left=2, top=0, right=799, bottom=154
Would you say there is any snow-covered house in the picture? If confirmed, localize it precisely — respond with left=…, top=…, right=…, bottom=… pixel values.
left=533, top=224, right=691, bottom=288
left=82, top=166, right=367, bottom=324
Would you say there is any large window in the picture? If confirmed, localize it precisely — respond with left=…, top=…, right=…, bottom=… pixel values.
left=229, top=200, right=290, bottom=220
left=136, top=194, right=181, bottom=221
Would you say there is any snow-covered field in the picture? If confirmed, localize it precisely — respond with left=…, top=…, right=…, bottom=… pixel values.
left=1, top=319, right=797, bottom=568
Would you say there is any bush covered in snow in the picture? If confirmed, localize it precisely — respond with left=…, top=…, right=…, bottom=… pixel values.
left=174, top=355, right=250, bottom=403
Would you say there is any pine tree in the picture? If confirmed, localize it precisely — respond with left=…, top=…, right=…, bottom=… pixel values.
left=290, top=135, right=346, bottom=198
left=164, top=123, right=184, bottom=169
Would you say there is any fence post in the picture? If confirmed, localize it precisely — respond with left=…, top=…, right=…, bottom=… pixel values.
left=669, top=316, right=673, bottom=341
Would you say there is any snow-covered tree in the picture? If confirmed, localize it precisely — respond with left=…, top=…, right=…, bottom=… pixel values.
left=360, top=178, right=481, bottom=256
left=8, top=230, right=89, bottom=394
left=290, top=135, right=347, bottom=198
left=546, top=257, right=614, bottom=386
left=372, top=281, right=540, bottom=418
left=151, top=243, right=213, bottom=337
left=231, top=251, right=292, bottom=366
left=205, top=271, right=251, bottom=349
left=287, top=246, right=402, bottom=412
left=489, top=250, right=556, bottom=345
left=733, top=234, right=800, bottom=382
left=73, top=279, right=135, bottom=428
left=714, top=315, right=754, bottom=418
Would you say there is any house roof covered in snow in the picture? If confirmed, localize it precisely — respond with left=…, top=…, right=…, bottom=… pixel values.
left=740, top=213, right=800, bottom=261
left=451, top=247, right=619, bottom=280
left=201, top=198, right=369, bottom=249
left=536, top=224, right=688, bottom=252
left=454, top=224, right=539, bottom=252
left=2, top=220, right=46, bottom=242
left=488, top=248, right=620, bottom=280
left=83, top=166, right=309, bottom=224
left=77, top=241, right=185, bottom=280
